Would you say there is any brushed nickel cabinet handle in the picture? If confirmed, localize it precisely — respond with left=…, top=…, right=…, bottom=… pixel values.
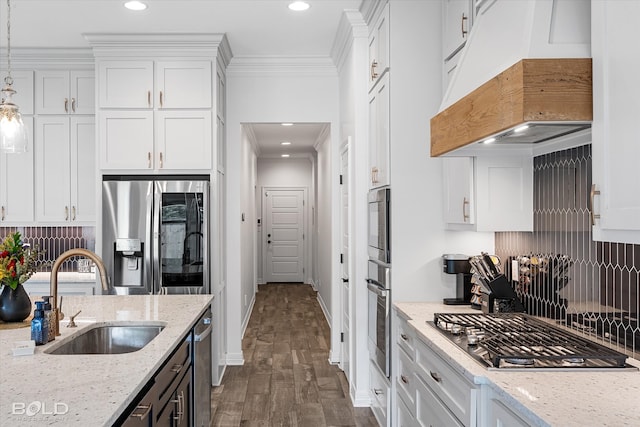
left=461, top=13, right=468, bottom=38
left=371, top=167, right=379, bottom=184
left=64, top=98, right=69, bottom=113
left=370, top=60, right=379, bottom=81
left=430, top=370, right=442, bottom=383
left=1, top=206, right=4, bottom=221
left=65, top=206, right=69, bottom=221
left=373, top=388, right=384, bottom=396
left=159, top=91, right=163, bottom=107
left=463, top=197, right=470, bottom=222
left=159, top=152, right=163, bottom=168
left=400, top=374, right=409, bottom=384
left=147, top=90, right=151, bottom=107
left=170, top=363, right=183, bottom=373
left=147, top=152, right=152, bottom=168
left=71, top=98, right=76, bottom=113
left=72, top=206, right=76, bottom=221
left=400, top=333, right=409, bottom=341
left=129, top=404, right=152, bottom=420
left=590, top=184, right=601, bottom=226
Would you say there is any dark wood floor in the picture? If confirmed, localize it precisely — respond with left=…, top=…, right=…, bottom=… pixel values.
left=211, top=283, right=378, bottom=427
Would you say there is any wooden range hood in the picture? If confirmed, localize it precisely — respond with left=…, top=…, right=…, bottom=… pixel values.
left=430, top=58, right=592, bottom=157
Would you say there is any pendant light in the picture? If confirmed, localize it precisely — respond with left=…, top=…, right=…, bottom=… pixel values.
left=0, top=0, right=28, bottom=153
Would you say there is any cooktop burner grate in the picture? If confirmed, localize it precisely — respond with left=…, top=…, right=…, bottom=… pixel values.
left=432, top=313, right=631, bottom=369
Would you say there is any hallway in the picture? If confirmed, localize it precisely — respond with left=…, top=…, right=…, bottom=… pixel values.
left=211, top=284, right=378, bottom=426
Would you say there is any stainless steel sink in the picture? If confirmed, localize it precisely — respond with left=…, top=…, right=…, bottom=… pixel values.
left=46, top=324, right=165, bottom=355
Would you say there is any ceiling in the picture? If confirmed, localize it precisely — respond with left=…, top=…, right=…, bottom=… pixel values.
left=0, top=0, right=360, bottom=156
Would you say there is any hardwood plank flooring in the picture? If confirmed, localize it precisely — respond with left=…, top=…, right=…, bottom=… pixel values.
left=211, top=283, right=378, bottom=427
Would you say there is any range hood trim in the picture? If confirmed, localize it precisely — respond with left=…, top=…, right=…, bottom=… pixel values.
left=430, top=58, right=593, bottom=157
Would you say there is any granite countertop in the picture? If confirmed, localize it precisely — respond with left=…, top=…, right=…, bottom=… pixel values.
left=394, top=302, right=640, bottom=426
left=0, top=294, right=213, bottom=426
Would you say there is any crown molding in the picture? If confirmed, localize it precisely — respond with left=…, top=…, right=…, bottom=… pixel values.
left=84, top=33, right=230, bottom=59
left=331, top=10, right=368, bottom=72
left=244, top=124, right=261, bottom=156
left=313, top=124, right=332, bottom=150
left=227, top=56, right=337, bottom=77
left=0, top=48, right=94, bottom=68
left=360, top=0, right=387, bottom=26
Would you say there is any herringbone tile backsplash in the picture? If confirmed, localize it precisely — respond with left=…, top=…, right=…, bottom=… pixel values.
left=496, top=144, right=639, bottom=357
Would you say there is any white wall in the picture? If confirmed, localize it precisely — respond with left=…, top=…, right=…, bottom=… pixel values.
left=225, top=63, right=340, bottom=364
left=386, top=1, right=495, bottom=306
left=256, top=157, right=314, bottom=282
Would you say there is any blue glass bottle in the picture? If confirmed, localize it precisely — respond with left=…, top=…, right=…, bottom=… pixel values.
left=31, top=301, right=49, bottom=345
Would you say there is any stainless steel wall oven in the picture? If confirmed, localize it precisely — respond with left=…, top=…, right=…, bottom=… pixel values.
left=367, top=260, right=391, bottom=378
left=368, top=186, right=391, bottom=264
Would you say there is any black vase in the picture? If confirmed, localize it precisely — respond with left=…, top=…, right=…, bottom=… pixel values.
left=0, top=284, right=32, bottom=322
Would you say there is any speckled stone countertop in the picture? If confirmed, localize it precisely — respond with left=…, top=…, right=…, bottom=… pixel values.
left=0, top=294, right=213, bottom=426
left=395, top=302, right=640, bottom=427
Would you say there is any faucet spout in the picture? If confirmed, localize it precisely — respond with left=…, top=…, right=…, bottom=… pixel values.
left=50, top=249, right=110, bottom=337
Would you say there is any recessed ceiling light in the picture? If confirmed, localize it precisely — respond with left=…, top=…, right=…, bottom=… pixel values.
left=281, top=154, right=290, bottom=158
left=124, top=1, right=147, bottom=11
left=483, top=137, right=496, bottom=144
left=281, top=123, right=294, bottom=126
left=288, top=2, right=310, bottom=12
left=514, top=125, right=530, bottom=133
left=281, top=141, right=292, bottom=146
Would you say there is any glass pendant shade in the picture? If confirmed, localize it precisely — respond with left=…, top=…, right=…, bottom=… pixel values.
left=0, top=81, right=28, bottom=153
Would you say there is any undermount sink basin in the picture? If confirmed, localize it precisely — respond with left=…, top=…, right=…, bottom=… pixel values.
left=46, top=323, right=166, bottom=355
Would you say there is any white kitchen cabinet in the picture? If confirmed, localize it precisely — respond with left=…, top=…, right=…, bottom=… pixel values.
left=591, top=0, right=640, bottom=244
left=415, top=373, right=464, bottom=427
left=443, top=0, right=472, bottom=61
left=480, top=386, right=532, bottom=427
left=443, top=156, right=533, bottom=231
left=0, top=117, right=34, bottom=224
left=368, top=72, right=390, bottom=188
left=368, top=2, right=389, bottom=89
left=35, top=70, right=94, bottom=115
left=0, top=70, right=34, bottom=115
left=35, top=116, right=96, bottom=224
left=97, top=59, right=213, bottom=171
left=370, top=361, right=390, bottom=427
left=99, top=110, right=211, bottom=170
left=98, top=60, right=212, bottom=109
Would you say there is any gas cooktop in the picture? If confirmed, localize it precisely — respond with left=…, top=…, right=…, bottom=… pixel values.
left=430, top=313, right=636, bottom=371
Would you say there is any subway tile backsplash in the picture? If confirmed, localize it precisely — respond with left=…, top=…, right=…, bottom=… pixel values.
left=496, top=145, right=639, bottom=358
left=0, top=226, right=95, bottom=272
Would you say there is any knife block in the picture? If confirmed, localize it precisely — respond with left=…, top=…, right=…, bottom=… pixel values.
left=481, top=275, right=525, bottom=313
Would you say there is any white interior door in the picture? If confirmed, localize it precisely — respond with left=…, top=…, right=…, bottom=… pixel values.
left=264, top=188, right=305, bottom=283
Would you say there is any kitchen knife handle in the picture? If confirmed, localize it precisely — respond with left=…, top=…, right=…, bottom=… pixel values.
left=462, top=197, right=470, bottom=222
left=590, top=184, right=601, bottom=226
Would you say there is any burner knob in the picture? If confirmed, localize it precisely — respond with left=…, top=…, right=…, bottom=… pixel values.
left=451, top=324, right=463, bottom=335
left=467, top=334, right=478, bottom=346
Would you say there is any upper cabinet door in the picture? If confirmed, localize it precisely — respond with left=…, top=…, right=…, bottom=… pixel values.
left=0, top=70, right=34, bottom=115
left=155, top=61, right=212, bottom=109
left=35, top=70, right=71, bottom=114
left=70, top=70, right=95, bottom=115
left=99, top=61, right=154, bottom=108
left=443, top=157, right=475, bottom=225
left=368, top=3, right=389, bottom=89
left=0, top=117, right=34, bottom=224
left=591, top=0, right=640, bottom=244
left=443, top=0, right=472, bottom=60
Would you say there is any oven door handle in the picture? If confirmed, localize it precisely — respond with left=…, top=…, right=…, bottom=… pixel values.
left=367, top=282, right=388, bottom=297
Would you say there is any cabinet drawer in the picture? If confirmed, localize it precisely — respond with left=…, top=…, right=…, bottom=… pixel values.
left=397, top=346, right=416, bottom=409
left=415, top=373, right=464, bottom=427
left=155, top=337, right=191, bottom=410
left=487, top=398, right=531, bottom=427
left=397, top=392, right=417, bottom=427
left=397, top=315, right=416, bottom=357
left=415, top=337, right=476, bottom=426
left=369, top=361, right=389, bottom=427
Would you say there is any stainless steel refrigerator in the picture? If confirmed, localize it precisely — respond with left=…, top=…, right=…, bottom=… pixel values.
left=102, top=176, right=210, bottom=295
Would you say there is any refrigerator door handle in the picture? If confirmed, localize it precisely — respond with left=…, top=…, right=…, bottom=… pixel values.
left=152, top=182, right=161, bottom=294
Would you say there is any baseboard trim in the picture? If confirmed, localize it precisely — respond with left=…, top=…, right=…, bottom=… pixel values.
left=225, top=352, right=245, bottom=366
left=316, top=291, right=332, bottom=327
left=351, top=388, right=372, bottom=407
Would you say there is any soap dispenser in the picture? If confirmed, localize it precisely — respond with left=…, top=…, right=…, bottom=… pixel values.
left=31, top=301, right=49, bottom=345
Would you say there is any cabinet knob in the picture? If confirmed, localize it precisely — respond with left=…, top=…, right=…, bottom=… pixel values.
left=461, top=13, right=468, bottom=38
left=64, top=98, right=69, bottom=113
left=370, top=60, right=379, bottom=81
